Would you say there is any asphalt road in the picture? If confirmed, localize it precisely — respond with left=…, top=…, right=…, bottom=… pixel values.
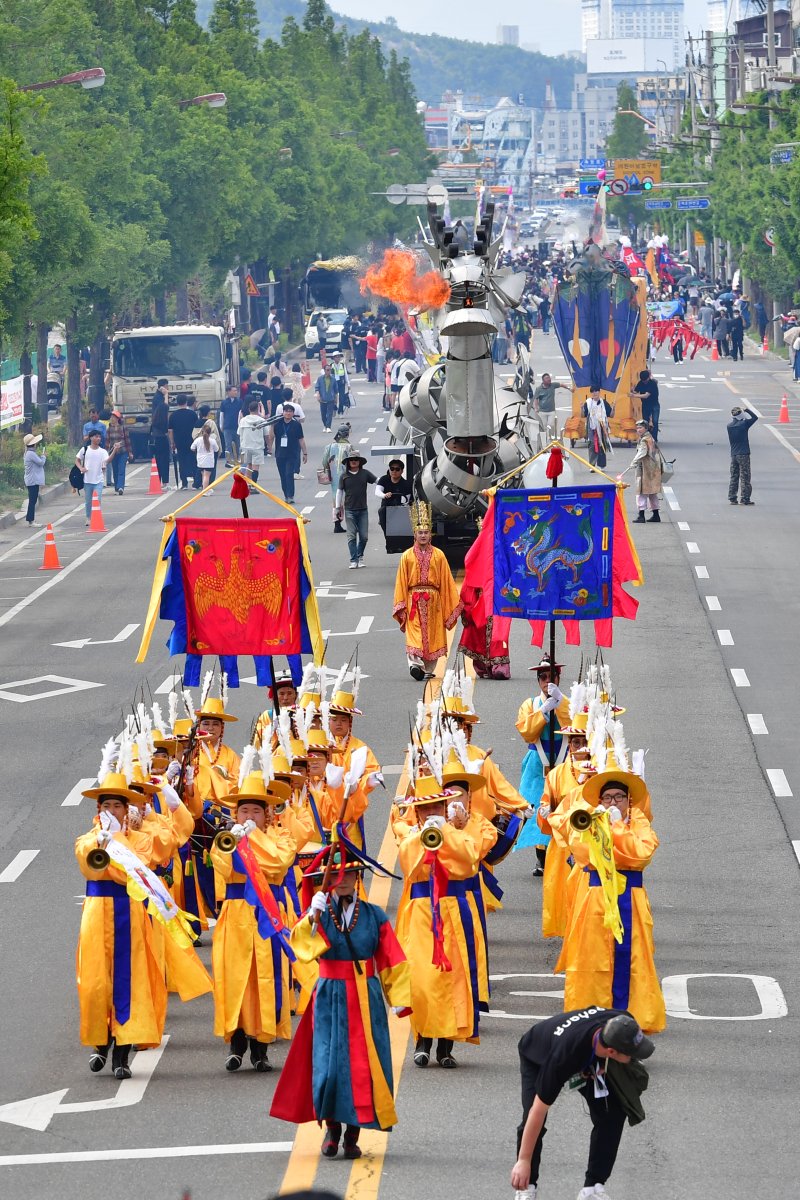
left=0, top=336, right=799, bottom=1200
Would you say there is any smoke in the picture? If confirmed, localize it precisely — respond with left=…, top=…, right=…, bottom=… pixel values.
left=361, top=249, right=451, bottom=311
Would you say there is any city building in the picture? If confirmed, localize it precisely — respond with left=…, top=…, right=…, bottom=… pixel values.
left=582, top=0, right=684, bottom=70
left=496, top=24, right=520, bottom=46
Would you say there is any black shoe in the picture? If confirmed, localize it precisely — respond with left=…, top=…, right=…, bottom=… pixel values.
left=414, top=1036, right=432, bottom=1067
left=634, top=513, right=646, bottom=523
left=113, top=1064, right=132, bottom=1080
left=741, top=499, right=754, bottom=505
left=334, top=520, right=345, bottom=533
left=89, top=1041, right=111, bottom=1072
left=343, top=1125, right=362, bottom=1159
left=249, top=1040, right=272, bottom=1072
left=225, top=1051, right=243, bottom=1071
left=111, top=1043, right=131, bottom=1078
left=436, top=1039, right=457, bottom=1068
left=409, top=665, right=425, bottom=681
left=729, top=499, right=738, bottom=505
left=532, top=865, right=544, bottom=877
left=322, top=1121, right=342, bottom=1157
left=648, top=512, right=661, bottom=522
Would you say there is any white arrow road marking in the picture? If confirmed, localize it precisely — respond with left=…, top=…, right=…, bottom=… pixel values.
left=324, top=615, right=374, bottom=639
left=0, top=1037, right=169, bottom=1131
left=54, top=623, right=140, bottom=650
left=0, top=1141, right=294, bottom=1167
left=669, top=406, right=722, bottom=412
left=0, top=850, right=39, bottom=883
left=315, top=588, right=378, bottom=600
left=62, top=779, right=97, bottom=807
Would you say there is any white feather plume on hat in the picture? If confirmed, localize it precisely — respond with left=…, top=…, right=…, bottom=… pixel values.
left=259, top=743, right=275, bottom=783
left=182, top=687, right=196, bottom=722
left=276, top=709, right=293, bottom=762
left=168, top=689, right=178, bottom=732
left=152, top=702, right=165, bottom=735
left=200, top=670, right=214, bottom=708
left=320, top=700, right=332, bottom=741
left=569, top=681, right=587, bottom=721
left=98, top=738, right=118, bottom=781
left=117, top=734, right=135, bottom=785
left=136, top=730, right=152, bottom=777
left=608, top=719, right=631, bottom=772
left=238, top=744, right=257, bottom=789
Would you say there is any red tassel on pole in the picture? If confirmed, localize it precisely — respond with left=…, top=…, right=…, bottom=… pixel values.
left=230, top=472, right=250, bottom=500
left=545, top=446, right=564, bottom=482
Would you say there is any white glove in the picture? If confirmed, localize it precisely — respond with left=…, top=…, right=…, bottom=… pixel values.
left=522, top=805, right=536, bottom=819
left=184, top=765, right=195, bottom=785
left=242, top=819, right=257, bottom=836
left=367, top=771, right=384, bottom=789
left=310, top=891, right=328, bottom=916
left=538, top=804, right=551, bottom=821
left=325, top=763, right=345, bottom=789
left=98, top=811, right=121, bottom=834
left=166, top=761, right=181, bottom=781
left=540, top=693, right=558, bottom=714
left=229, top=823, right=246, bottom=842
left=547, top=683, right=564, bottom=704
left=423, top=815, right=446, bottom=830
left=447, top=800, right=467, bottom=822
left=162, top=784, right=181, bottom=812
left=606, top=805, right=623, bottom=824
left=127, top=805, right=142, bottom=830
left=96, top=828, right=112, bottom=847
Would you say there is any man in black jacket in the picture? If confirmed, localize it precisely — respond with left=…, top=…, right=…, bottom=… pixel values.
left=727, top=403, right=758, bottom=505
left=511, top=1008, right=654, bottom=1200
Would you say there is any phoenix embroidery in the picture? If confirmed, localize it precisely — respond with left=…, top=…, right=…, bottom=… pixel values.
left=193, top=546, right=282, bottom=625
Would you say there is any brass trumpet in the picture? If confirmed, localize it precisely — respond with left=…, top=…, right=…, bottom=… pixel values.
left=569, top=807, right=598, bottom=832
left=420, top=822, right=444, bottom=851
left=87, top=847, right=110, bottom=871
left=213, top=829, right=238, bottom=853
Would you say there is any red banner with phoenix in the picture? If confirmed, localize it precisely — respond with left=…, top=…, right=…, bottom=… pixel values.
left=176, top=518, right=301, bottom=656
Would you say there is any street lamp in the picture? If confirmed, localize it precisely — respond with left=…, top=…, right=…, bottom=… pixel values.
left=177, top=92, right=226, bottom=109
left=729, top=101, right=786, bottom=114
left=617, top=109, right=657, bottom=128
left=18, top=67, right=105, bottom=93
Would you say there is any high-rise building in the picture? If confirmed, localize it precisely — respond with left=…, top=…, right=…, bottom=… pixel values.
left=496, top=25, right=520, bottom=46
left=582, top=0, right=684, bottom=70
left=707, top=0, right=788, bottom=34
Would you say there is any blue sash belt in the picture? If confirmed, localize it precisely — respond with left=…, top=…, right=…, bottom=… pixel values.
left=87, top=880, right=131, bottom=1025
left=225, top=882, right=246, bottom=899
left=587, top=869, right=643, bottom=1010
left=410, top=876, right=484, bottom=1032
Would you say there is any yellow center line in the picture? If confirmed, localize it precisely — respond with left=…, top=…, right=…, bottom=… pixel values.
left=279, top=584, right=466, bottom=1198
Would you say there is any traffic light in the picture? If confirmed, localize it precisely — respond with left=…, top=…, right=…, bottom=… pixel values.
left=642, top=179, right=654, bottom=191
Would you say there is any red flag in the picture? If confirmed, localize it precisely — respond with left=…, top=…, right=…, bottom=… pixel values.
left=459, top=495, right=496, bottom=632
left=621, top=245, right=646, bottom=274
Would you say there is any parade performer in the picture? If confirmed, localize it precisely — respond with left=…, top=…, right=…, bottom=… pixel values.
left=253, top=669, right=299, bottom=750
left=395, top=775, right=486, bottom=1068
left=270, top=848, right=412, bottom=1159
left=326, top=667, right=382, bottom=799
left=515, top=656, right=570, bottom=874
left=511, top=1008, right=654, bottom=1200
left=553, top=766, right=666, bottom=1035
left=75, top=748, right=175, bottom=1079
left=211, top=750, right=297, bottom=1072
left=459, top=578, right=511, bottom=680
left=392, top=500, right=463, bottom=680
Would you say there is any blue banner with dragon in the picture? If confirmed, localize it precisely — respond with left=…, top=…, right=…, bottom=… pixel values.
left=493, top=485, right=616, bottom=621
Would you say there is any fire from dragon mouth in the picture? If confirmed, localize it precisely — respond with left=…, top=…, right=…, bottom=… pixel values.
left=361, top=249, right=451, bottom=310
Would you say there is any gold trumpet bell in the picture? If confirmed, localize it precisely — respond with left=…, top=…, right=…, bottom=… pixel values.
left=420, top=823, right=444, bottom=851
left=213, top=830, right=237, bottom=854
left=86, top=846, right=111, bottom=871
left=569, top=807, right=596, bottom=831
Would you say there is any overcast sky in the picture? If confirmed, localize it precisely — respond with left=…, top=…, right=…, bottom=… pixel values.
left=334, top=0, right=711, bottom=57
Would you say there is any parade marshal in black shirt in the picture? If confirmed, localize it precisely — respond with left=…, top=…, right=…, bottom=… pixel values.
left=512, top=1007, right=654, bottom=1196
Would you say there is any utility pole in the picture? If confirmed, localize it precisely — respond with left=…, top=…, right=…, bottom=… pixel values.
left=737, top=38, right=746, bottom=101
left=767, top=0, right=777, bottom=70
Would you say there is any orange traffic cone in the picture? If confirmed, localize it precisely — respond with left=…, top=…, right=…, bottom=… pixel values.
left=762, top=333, right=769, bottom=354
left=39, top=523, right=61, bottom=570
left=711, top=340, right=719, bottom=361
left=779, top=393, right=791, bottom=424
left=88, top=490, right=106, bottom=532
left=148, top=457, right=162, bottom=495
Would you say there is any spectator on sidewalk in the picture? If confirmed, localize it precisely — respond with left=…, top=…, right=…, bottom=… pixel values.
left=238, top=398, right=268, bottom=487
left=76, top=430, right=109, bottom=526
left=727, top=403, right=758, bottom=506
left=729, top=310, right=745, bottom=362
left=106, top=409, right=133, bottom=494
left=23, top=433, right=46, bottom=527
left=335, top=449, right=376, bottom=569
left=220, top=385, right=240, bottom=459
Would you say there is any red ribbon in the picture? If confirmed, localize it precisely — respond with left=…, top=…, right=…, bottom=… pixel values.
left=409, top=590, right=431, bottom=625
left=425, top=849, right=452, bottom=972
left=236, top=836, right=290, bottom=943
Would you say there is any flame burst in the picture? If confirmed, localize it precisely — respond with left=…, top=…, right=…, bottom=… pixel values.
left=361, top=249, right=451, bottom=310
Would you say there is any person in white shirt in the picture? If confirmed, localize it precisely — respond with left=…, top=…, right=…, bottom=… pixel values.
left=237, top=398, right=267, bottom=485
left=191, top=422, right=221, bottom=491
left=76, top=430, right=110, bottom=526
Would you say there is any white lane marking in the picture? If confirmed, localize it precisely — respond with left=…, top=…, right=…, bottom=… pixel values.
left=318, top=580, right=332, bottom=586
left=765, top=423, right=800, bottom=464
left=0, top=1142, right=294, bottom=1167
left=0, top=675, right=103, bottom=703
left=689, top=374, right=705, bottom=379
left=381, top=764, right=405, bottom=774
left=678, top=521, right=690, bottom=531
left=793, top=840, right=800, bottom=868
left=662, top=973, right=788, bottom=1020
left=326, top=615, right=375, bottom=638
left=358, top=437, right=369, bottom=444
left=300, top=506, right=314, bottom=515
left=671, top=376, right=688, bottom=381
left=376, top=416, right=385, bottom=423
left=0, top=850, right=40, bottom=883
left=695, top=566, right=709, bottom=579
left=731, top=668, right=750, bottom=687
left=315, top=490, right=327, bottom=498
left=747, top=714, right=769, bottom=736
left=662, top=485, right=680, bottom=511
left=54, top=622, right=139, bottom=650
left=686, top=541, right=700, bottom=554
left=767, top=769, right=792, bottom=797
left=367, top=426, right=376, bottom=432
left=0, top=490, right=172, bottom=630
left=705, top=595, right=721, bottom=611
left=62, top=778, right=96, bottom=807
left=717, top=629, right=734, bottom=645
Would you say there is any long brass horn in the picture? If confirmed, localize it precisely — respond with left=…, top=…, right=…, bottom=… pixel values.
left=87, top=847, right=110, bottom=871
left=213, top=830, right=237, bottom=853
left=569, top=808, right=595, bottom=832
left=420, top=823, right=444, bottom=851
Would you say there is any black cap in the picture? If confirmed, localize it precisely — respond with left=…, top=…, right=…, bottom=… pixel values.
left=601, top=1014, right=655, bottom=1060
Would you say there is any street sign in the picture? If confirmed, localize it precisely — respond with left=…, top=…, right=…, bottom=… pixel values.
left=764, top=227, right=776, bottom=247
left=676, top=197, right=710, bottom=211
left=426, top=183, right=448, bottom=205
left=579, top=157, right=606, bottom=170
left=609, top=178, right=628, bottom=196
left=645, top=199, right=672, bottom=210
left=694, top=230, right=706, bottom=247
left=244, top=273, right=260, bottom=297
left=386, top=183, right=407, bottom=205
left=610, top=158, right=662, bottom=184
left=579, top=179, right=602, bottom=196
left=771, top=149, right=793, bottom=164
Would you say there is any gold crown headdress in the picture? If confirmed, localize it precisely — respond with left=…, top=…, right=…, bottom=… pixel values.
left=410, top=499, right=433, bottom=533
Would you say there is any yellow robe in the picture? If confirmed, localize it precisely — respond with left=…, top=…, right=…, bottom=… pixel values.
left=211, top=825, right=297, bottom=1043
left=559, top=805, right=666, bottom=1034
left=392, top=542, right=463, bottom=661
left=515, top=694, right=571, bottom=748
left=185, top=741, right=241, bottom=818
left=397, top=824, right=486, bottom=1043
left=75, top=827, right=169, bottom=1048
left=538, top=763, right=590, bottom=939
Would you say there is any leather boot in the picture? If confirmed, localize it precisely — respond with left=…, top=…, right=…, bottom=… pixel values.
left=249, top=1038, right=272, bottom=1072
left=112, top=1043, right=132, bottom=1080
left=635, top=513, right=646, bottom=522
left=436, top=1038, right=457, bottom=1068
left=648, top=511, right=661, bottom=522
left=322, top=1121, right=342, bottom=1157
left=226, top=1027, right=247, bottom=1071
left=343, top=1125, right=362, bottom=1159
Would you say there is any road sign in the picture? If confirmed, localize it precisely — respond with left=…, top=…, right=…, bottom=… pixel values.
left=426, top=183, right=448, bottom=205
left=645, top=199, right=672, bottom=210
left=676, top=197, right=710, bottom=211
left=386, top=183, right=407, bottom=205
left=579, top=179, right=602, bottom=196
left=579, top=157, right=606, bottom=170
left=694, top=229, right=706, bottom=247
left=764, top=227, right=776, bottom=247
left=610, top=158, right=662, bottom=184
left=244, top=273, right=260, bottom=297
left=609, top=178, right=628, bottom=196
left=771, top=149, right=793, bottom=164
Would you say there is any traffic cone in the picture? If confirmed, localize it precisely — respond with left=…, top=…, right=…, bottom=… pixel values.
left=88, top=490, right=107, bottom=532
left=711, top=340, right=719, bottom=361
left=762, top=333, right=769, bottom=354
left=148, top=457, right=162, bottom=495
left=779, top=393, right=791, bottom=424
left=39, top=523, right=61, bottom=570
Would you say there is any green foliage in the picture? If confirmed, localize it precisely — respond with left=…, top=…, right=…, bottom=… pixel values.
left=604, top=84, right=652, bottom=234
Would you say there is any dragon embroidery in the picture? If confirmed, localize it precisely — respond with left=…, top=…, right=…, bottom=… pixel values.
left=193, top=546, right=282, bottom=626
left=512, top=512, right=594, bottom=592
